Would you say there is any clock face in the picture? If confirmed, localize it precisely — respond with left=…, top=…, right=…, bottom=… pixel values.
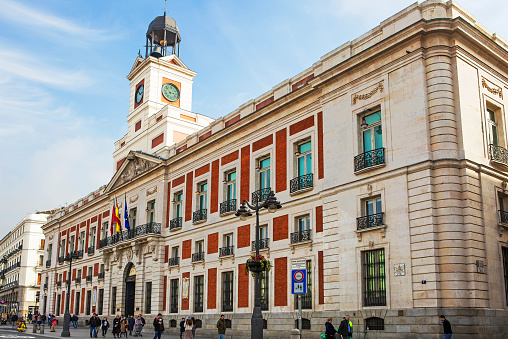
left=161, top=83, right=180, bottom=102
left=135, top=84, right=144, bottom=104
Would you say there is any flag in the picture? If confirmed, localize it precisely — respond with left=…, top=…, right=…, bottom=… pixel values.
left=110, top=198, right=122, bottom=235
left=124, top=195, right=130, bottom=231
left=115, top=197, right=121, bottom=233
left=110, top=204, right=115, bottom=236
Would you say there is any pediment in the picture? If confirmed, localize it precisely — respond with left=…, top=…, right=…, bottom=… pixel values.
left=106, top=152, right=163, bottom=192
left=128, top=57, right=145, bottom=79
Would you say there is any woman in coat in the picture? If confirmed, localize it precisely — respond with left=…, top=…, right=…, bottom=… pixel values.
left=101, top=317, right=110, bottom=337
left=183, top=317, right=193, bottom=339
left=112, top=315, right=121, bottom=338
left=120, top=316, right=128, bottom=337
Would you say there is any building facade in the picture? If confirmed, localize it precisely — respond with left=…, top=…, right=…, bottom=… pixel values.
left=40, top=1, right=508, bottom=337
left=0, top=213, right=47, bottom=317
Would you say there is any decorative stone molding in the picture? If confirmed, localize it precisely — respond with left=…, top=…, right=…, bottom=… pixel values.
left=146, top=186, right=158, bottom=196
left=113, top=157, right=158, bottom=190
left=352, top=81, right=384, bottom=104
left=482, top=77, right=503, bottom=99
left=126, top=249, right=133, bottom=262
left=130, top=195, right=139, bottom=203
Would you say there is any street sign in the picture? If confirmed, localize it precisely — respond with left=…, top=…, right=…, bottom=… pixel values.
left=291, top=259, right=306, bottom=270
left=0, top=300, right=5, bottom=305
left=291, top=269, right=307, bottom=294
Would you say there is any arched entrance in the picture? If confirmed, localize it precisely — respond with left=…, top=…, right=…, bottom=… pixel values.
left=124, top=263, right=136, bottom=316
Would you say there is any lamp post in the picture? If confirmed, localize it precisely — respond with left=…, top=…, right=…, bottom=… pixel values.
left=61, top=251, right=80, bottom=337
left=236, top=191, right=281, bottom=339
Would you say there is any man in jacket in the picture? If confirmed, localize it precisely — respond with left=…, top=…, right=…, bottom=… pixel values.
left=152, top=313, right=164, bottom=339
left=179, top=318, right=185, bottom=339
left=338, top=315, right=353, bottom=339
left=216, top=315, right=226, bottom=339
left=72, top=314, right=79, bottom=329
left=11, top=313, right=18, bottom=329
left=138, top=314, right=145, bottom=336
left=128, top=315, right=135, bottom=336
left=89, top=313, right=100, bottom=338
left=440, top=315, right=452, bottom=339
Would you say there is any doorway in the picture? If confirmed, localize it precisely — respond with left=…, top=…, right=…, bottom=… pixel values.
left=125, top=264, right=136, bottom=316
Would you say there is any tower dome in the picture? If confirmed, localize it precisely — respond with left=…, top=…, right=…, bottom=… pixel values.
left=145, top=13, right=182, bottom=58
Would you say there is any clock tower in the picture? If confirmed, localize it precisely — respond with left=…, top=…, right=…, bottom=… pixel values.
left=113, top=13, right=214, bottom=170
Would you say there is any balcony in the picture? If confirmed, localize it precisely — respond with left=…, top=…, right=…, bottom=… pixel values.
left=191, top=252, right=205, bottom=263
left=354, top=148, right=385, bottom=172
left=43, top=283, right=48, bottom=289
left=98, top=272, right=104, bottom=280
left=219, top=246, right=234, bottom=257
left=168, top=257, right=180, bottom=267
left=252, top=188, right=271, bottom=205
left=58, top=256, right=65, bottom=264
left=86, top=275, right=92, bottom=282
left=56, top=281, right=62, bottom=287
left=290, top=174, right=313, bottom=194
left=75, top=277, right=81, bottom=284
left=88, top=246, right=95, bottom=255
left=357, top=212, right=384, bottom=230
left=220, top=199, right=237, bottom=215
left=192, top=209, right=207, bottom=224
left=251, top=238, right=269, bottom=251
left=0, top=281, right=18, bottom=291
left=45, top=259, right=51, bottom=268
left=489, top=144, right=508, bottom=167
left=290, top=230, right=312, bottom=244
left=99, top=222, right=161, bottom=249
left=169, top=217, right=182, bottom=231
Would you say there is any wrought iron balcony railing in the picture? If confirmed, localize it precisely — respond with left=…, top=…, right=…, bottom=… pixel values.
left=489, top=144, right=508, bottom=166
left=99, top=222, right=161, bottom=249
left=252, top=188, right=271, bottom=205
left=75, top=277, right=81, bottom=284
left=1, top=281, right=18, bottom=291
left=56, top=281, right=62, bottom=287
left=290, top=174, right=313, bottom=194
left=88, top=246, right=95, bottom=255
left=73, top=250, right=84, bottom=259
left=192, top=209, right=207, bottom=224
left=58, top=256, right=65, bottom=264
left=290, top=230, right=312, bottom=244
left=219, top=246, right=234, bottom=257
left=500, top=210, right=508, bottom=224
left=220, top=199, right=237, bottom=215
left=170, top=217, right=182, bottom=230
left=354, top=148, right=385, bottom=172
left=86, top=275, right=92, bottom=282
left=45, top=259, right=51, bottom=268
left=98, top=272, right=104, bottom=280
left=357, top=212, right=384, bottom=230
left=191, top=252, right=205, bottom=263
left=251, top=238, right=269, bottom=251
left=168, top=257, right=180, bottom=267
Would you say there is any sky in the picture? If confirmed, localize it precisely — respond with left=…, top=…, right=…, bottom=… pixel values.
left=0, top=0, right=507, bottom=233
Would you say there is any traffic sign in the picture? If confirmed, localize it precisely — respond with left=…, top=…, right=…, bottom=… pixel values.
left=0, top=300, right=5, bottom=305
left=291, top=269, right=307, bottom=294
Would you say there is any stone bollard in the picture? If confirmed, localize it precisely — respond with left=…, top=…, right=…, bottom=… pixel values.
left=290, top=328, right=300, bottom=339
left=32, top=324, right=37, bottom=333
left=40, top=324, right=44, bottom=334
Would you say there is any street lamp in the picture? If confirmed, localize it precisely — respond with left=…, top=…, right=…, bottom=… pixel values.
left=61, top=251, right=80, bottom=337
left=235, top=191, right=281, bottom=339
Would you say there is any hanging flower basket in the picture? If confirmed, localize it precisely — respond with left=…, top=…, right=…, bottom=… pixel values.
left=245, top=254, right=272, bottom=277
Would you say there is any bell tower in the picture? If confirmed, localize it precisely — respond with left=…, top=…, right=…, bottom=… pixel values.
left=113, top=13, right=214, bottom=171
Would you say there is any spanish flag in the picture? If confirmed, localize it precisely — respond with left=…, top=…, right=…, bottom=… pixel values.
left=110, top=198, right=122, bottom=235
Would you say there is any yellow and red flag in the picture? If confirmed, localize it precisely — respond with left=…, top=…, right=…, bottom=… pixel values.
left=110, top=198, right=122, bottom=235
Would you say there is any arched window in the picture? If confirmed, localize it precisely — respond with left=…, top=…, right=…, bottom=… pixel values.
left=365, top=317, right=384, bottom=331
left=170, top=319, right=176, bottom=328
left=225, top=319, right=232, bottom=328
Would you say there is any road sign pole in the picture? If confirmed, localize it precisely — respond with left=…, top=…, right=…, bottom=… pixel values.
left=298, top=295, right=302, bottom=339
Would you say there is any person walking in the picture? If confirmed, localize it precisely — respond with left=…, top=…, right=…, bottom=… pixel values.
left=120, top=316, right=128, bottom=338
left=134, top=315, right=143, bottom=337
left=50, top=317, right=57, bottom=332
left=179, top=318, right=185, bottom=339
left=338, top=315, right=353, bottom=339
left=128, top=315, right=135, bottom=336
left=112, top=315, right=121, bottom=338
left=72, top=314, right=79, bottom=329
left=11, top=313, right=18, bottom=329
left=191, top=317, right=197, bottom=337
left=216, top=315, right=226, bottom=339
left=139, top=314, right=145, bottom=336
left=440, top=315, right=453, bottom=339
left=325, top=317, right=337, bottom=339
left=183, top=316, right=193, bottom=339
left=90, top=313, right=100, bottom=338
left=101, top=317, right=110, bottom=337
left=152, top=313, right=164, bottom=339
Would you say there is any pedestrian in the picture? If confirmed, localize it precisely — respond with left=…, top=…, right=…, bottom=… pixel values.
left=138, top=314, right=145, bottom=336
left=11, top=313, right=18, bottom=329
left=90, top=313, right=100, bottom=338
left=37, top=313, right=42, bottom=330
left=184, top=316, right=193, bottom=339
left=179, top=318, right=185, bottom=339
left=134, top=315, right=143, bottom=337
left=191, top=317, right=196, bottom=337
left=216, top=315, right=226, bottom=339
left=128, top=315, right=135, bottom=336
left=338, top=315, right=353, bottom=339
left=32, top=313, right=36, bottom=324
left=72, top=314, right=79, bottom=329
left=50, top=317, right=57, bottom=332
left=41, top=314, right=46, bottom=326
left=152, top=313, right=164, bottom=339
left=440, top=315, right=453, bottom=339
left=112, top=315, right=121, bottom=338
left=325, top=317, right=337, bottom=339
left=102, top=317, right=110, bottom=337
left=121, top=316, right=128, bottom=337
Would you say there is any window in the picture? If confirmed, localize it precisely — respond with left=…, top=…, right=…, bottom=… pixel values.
left=129, top=208, right=137, bottom=228
left=294, top=260, right=312, bottom=309
left=101, top=222, right=108, bottom=239
left=39, top=256, right=43, bottom=267
left=197, top=182, right=208, bottom=211
left=503, top=247, right=508, bottom=306
left=37, top=273, right=41, bottom=285
left=194, top=275, right=204, bottom=312
left=257, top=157, right=271, bottom=190
left=224, top=234, right=233, bottom=248
left=90, top=228, right=96, bottom=249
left=48, top=244, right=53, bottom=261
left=260, top=271, right=269, bottom=311
left=294, top=318, right=311, bottom=330
left=111, top=287, right=116, bottom=314
left=361, top=110, right=382, bottom=153
left=79, top=231, right=85, bottom=251
left=222, top=272, right=233, bottom=312
left=86, top=290, right=91, bottom=315
left=362, top=249, right=386, bottom=306
left=487, top=108, right=499, bottom=146
left=365, top=317, right=384, bottom=331
left=56, top=294, right=61, bottom=316
left=174, top=192, right=183, bottom=219
left=170, top=279, right=179, bottom=313
left=98, top=289, right=104, bottom=315
left=40, top=239, right=45, bottom=250
left=291, top=216, right=311, bottom=244
left=192, top=241, right=205, bottom=262
left=225, top=171, right=236, bottom=201
left=220, top=234, right=234, bottom=257
left=172, top=247, right=179, bottom=259
left=358, top=196, right=383, bottom=230
left=145, top=282, right=152, bottom=314
left=69, top=235, right=75, bottom=254
left=75, top=291, right=80, bottom=314
left=147, top=201, right=155, bottom=224
left=296, top=140, right=312, bottom=176
left=500, top=193, right=508, bottom=223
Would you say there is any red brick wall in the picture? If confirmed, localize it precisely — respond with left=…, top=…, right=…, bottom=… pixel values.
left=318, top=251, right=324, bottom=304
left=185, top=172, right=193, bottom=222
left=207, top=268, right=217, bottom=309
left=70, top=290, right=75, bottom=314
left=291, top=74, right=314, bottom=91
left=221, top=150, right=239, bottom=165
left=317, top=112, right=324, bottom=179
left=316, top=206, right=323, bottom=233
left=176, top=145, right=187, bottom=154
left=166, top=182, right=171, bottom=227
left=181, top=272, right=190, bottom=310
left=164, top=245, right=169, bottom=263
left=237, top=225, right=250, bottom=248
left=63, top=271, right=67, bottom=283
left=238, top=264, right=249, bottom=308
left=152, top=133, right=164, bottom=148
left=256, top=96, right=274, bottom=110
left=135, top=120, right=141, bottom=132
left=61, top=291, right=66, bottom=314
left=289, top=116, right=314, bottom=136
left=96, top=214, right=102, bottom=248
left=252, top=134, right=273, bottom=152
left=82, top=267, right=87, bottom=279
left=163, top=276, right=167, bottom=311
left=276, top=128, right=287, bottom=193
left=273, top=214, right=288, bottom=241
left=81, top=288, right=85, bottom=314
left=94, top=263, right=99, bottom=277
left=274, top=257, right=287, bottom=306
left=116, top=157, right=126, bottom=170
left=172, top=175, right=185, bottom=187
left=210, top=160, right=219, bottom=214
left=208, top=233, right=218, bottom=254
left=225, top=114, right=240, bottom=127
left=103, top=210, right=110, bottom=218
left=198, top=131, right=212, bottom=142
left=240, top=146, right=250, bottom=202
left=85, top=221, right=90, bottom=253
left=72, top=269, right=76, bottom=281
left=182, top=240, right=191, bottom=259
left=195, top=163, right=210, bottom=177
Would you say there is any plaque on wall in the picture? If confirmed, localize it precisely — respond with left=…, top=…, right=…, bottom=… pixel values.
left=394, top=263, right=405, bottom=276
left=182, top=277, right=189, bottom=299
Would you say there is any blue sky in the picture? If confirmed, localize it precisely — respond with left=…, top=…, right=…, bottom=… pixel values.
left=0, top=0, right=506, bottom=232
